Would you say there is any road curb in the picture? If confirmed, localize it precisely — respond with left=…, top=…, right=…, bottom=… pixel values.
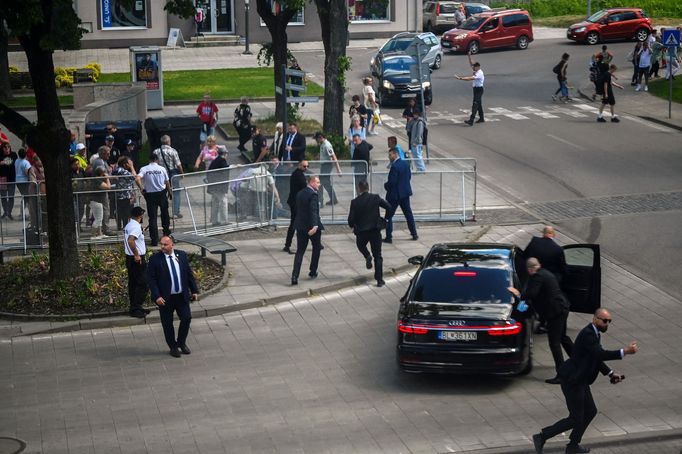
left=457, top=427, right=682, bottom=453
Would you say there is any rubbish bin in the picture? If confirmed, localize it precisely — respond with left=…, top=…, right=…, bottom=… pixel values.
left=144, top=116, right=202, bottom=169
left=85, top=120, right=142, bottom=166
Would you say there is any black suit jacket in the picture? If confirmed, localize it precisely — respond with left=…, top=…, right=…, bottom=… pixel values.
left=294, top=186, right=324, bottom=233
left=147, top=249, right=199, bottom=304
left=384, top=158, right=412, bottom=203
left=559, top=323, right=622, bottom=385
left=522, top=268, right=569, bottom=320
left=287, top=168, right=308, bottom=208
left=525, top=236, right=567, bottom=283
left=348, top=192, right=391, bottom=233
left=280, top=133, right=306, bottom=162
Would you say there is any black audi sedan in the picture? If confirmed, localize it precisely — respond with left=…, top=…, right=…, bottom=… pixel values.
left=397, top=242, right=601, bottom=375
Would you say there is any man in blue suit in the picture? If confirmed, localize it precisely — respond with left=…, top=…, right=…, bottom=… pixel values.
left=383, top=147, right=418, bottom=243
left=291, top=175, right=324, bottom=285
left=147, top=235, right=199, bottom=357
left=532, top=308, right=638, bottom=454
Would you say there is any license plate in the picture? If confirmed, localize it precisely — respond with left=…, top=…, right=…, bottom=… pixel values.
left=439, top=331, right=477, bottom=341
left=401, top=93, right=417, bottom=98
left=442, top=42, right=451, bottom=47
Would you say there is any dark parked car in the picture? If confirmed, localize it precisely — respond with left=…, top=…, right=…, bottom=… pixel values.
left=396, top=242, right=601, bottom=374
left=372, top=54, right=433, bottom=107
left=567, top=8, right=652, bottom=45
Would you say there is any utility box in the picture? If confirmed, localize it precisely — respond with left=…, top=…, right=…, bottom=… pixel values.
left=130, top=46, right=163, bottom=110
left=144, top=116, right=203, bottom=169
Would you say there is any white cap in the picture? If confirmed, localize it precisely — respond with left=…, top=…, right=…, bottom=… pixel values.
left=76, top=143, right=86, bottom=151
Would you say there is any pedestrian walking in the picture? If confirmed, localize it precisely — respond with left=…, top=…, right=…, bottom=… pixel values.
left=280, top=123, right=306, bottom=163
left=135, top=153, right=172, bottom=246
left=124, top=206, right=150, bottom=318
left=455, top=52, right=485, bottom=125
left=196, top=92, right=219, bottom=144
left=349, top=95, right=368, bottom=128
left=635, top=41, right=652, bottom=91
left=597, top=64, right=624, bottom=123
left=532, top=308, right=638, bottom=454
left=283, top=160, right=309, bottom=254
left=362, top=77, right=379, bottom=136
left=508, top=258, right=573, bottom=384
left=387, top=136, right=406, bottom=161
left=383, top=148, right=418, bottom=243
left=408, top=110, right=427, bottom=172
left=314, top=132, right=341, bottom=206
left=233, top=97, right=253, bottom=152
left=552, top=53, right=571, bottom=102
left=153, top=135, right=184, bottom=218
left=146, top=236, right=199, bottom=358
left=348, top=180, right=391, bottom=287
left=291, top=175, right=324, bottom=285
left=627, top=42, right=642, bottom=86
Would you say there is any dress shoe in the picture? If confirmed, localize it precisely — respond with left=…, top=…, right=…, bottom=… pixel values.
left=129, top=311, right=146, bottom=319
left=365, top=255, right=373, bottom=269
left=565, top=444, right=590, bottom=453
left=377, top=279, right=385, bottom=287
left=143, top=308, right=151, bottom=314
left=291, top=278, right=298, bottom=286
left=532, top=433, right=545, bottom=454
left=308, top=272, right=318, bottom=279
left=534, top=325, right=548, bottom=335
left=476, top=118, right=485, bottom=123
left=169, top=348, right=182, bottom=358
left=382, top=238, right=392, bottom=244
left=545, top=376, right=562, bottom=385
left=179, top=344, right=191, bottom=355
left=411, top=235, right=419, bottom=241
left=464, top=119, right=474, bottom=126
left=283, top=246, right=292, bottom=253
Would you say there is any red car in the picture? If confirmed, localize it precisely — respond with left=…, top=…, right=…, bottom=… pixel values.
left=441, top=9, right=533, bottom=55
left=567, top=8, right=652, bottom=45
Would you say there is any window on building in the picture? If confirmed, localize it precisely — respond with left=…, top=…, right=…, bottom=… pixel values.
left=348, top=0, right=390, bottom=22
left=101, top=0, right=148, bottom=29
left=259, top=6, right=304, bottom=26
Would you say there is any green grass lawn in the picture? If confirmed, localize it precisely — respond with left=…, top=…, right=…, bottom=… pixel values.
left=647, top=76, right=682, bottom=104
left=5, top=95, right=73, bottom=109
left=99, top=67, right=324, bottom=101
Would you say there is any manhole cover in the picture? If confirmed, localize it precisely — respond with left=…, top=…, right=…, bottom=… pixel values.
left=0, top=437, right=26, bottom=454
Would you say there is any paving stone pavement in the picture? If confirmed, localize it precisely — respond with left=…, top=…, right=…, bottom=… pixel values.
left=1, top=224, right=681, bottom=453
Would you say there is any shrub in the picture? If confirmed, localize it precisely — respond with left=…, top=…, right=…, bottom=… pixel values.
left=491, top=0, right=682, bottom=18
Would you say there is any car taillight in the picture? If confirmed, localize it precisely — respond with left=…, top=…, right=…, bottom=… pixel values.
left=398, top=321, right=428, bottom=334
left=454, top=271, right=476, bottom=277
left=487, top=322, right=523, bottom=336
left=436, top=3, right=440, bottom=15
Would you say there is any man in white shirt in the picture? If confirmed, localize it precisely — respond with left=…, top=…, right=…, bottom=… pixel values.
left=455, top=53, right=485, bottom=125
left=153, top=135, right=184, bottom=218
left=135, top=153, right=172, bottom=246
left=124, top=206, right=149, bottom=318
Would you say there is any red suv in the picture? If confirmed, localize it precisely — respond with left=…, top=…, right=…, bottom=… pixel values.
left=567, top=8, right=652, bottom=45
left=441, top=9, right=533, bottom=54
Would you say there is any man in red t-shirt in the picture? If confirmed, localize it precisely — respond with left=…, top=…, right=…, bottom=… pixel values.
left=196, top=94, right=219, bottom=144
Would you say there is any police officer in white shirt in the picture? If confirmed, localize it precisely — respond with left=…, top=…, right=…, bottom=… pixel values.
left=455, top=52, right=485, bottom=125
left=124, top=206, right=150, bottom=318
left=135, top=153, right=172, bottom=246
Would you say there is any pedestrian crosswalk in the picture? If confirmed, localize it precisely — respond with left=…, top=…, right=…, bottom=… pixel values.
left=380, top=103, right=601, bottom=127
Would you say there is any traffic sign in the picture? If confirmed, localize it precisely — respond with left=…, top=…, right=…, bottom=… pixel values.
left=662, top=29, right=680, bottom=47
left=287, top=96, right=319, bottom=104
left=285, top=82, right=306, bottom=92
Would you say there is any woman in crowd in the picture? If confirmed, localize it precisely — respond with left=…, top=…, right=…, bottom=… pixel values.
left=89, top=166, right=112, bottom=239
left=194, top=135, right=220, bottom=170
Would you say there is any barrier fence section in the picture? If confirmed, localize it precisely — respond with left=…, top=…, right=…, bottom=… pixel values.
left=0, top=158, right=476, bottom=249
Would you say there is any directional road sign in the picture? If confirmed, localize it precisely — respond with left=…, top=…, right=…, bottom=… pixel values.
left=662, top=29, right=680, bottom=48
left=288, top=96, right=319, bottom=104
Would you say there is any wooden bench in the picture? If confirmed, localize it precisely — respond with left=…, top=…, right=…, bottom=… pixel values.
left=171, top=233, right=237, bottom=266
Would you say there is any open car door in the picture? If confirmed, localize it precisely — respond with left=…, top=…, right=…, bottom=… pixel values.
left=562, top=244, right=601, bottom=314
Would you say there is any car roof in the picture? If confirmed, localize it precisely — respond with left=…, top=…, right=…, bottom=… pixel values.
left=392, top=31, right=437, bottom=40
left=603, top=7, right=642, bottom=11
left=424, top=243, right=515, bottom=267
left=475, top=8, right=529, bottom=18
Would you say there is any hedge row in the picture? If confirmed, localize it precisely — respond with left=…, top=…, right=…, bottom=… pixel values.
left=491, top=0, right=682, bottom=18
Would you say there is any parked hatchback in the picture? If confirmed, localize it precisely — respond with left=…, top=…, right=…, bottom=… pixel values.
left=441, top=9, right=533, bottom=54
left=423, top=1, right=462, bottom=34
left=567, top=8, right=652, bottom=45
left=370, top=32, right=444, bottom=74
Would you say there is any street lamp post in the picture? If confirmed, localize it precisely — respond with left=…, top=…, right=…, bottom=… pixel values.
left=243, top=0, right=252, bottom=55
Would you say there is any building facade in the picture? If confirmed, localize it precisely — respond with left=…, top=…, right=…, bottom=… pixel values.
left=75, top=0, right=422, bottom=48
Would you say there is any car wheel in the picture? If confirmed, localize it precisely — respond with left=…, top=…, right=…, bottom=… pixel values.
left=586, top=31, right=599, bottom=45
left=516, top=35, right=529, bottom=50
left=424, top=89, right=433, bottom=106
left=635, top=28, right=650, bottom=42
left=432, top=54, right=442, bottom=70
left=467, top=41, right=480, bottom=55
left=519, top=327, right=533, bottom=375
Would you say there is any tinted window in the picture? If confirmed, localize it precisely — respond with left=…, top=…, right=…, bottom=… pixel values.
left=440, top=4, right=458, bottom=13
left=620, top=12, right=637, bottom=21
left=383, top=57, right=416, bottom=72
left=608, top=13, right=622, bottom=23
left=586, top=9, right=608, bottom=23
left=382, top=38, right=414, bottom=52
left=412, top=267, right=512, bottom=303
left=460, top=16, right=487, bottom=30
left=503, top=13, right=529, bottom=27
left=482, top=18, right=498, bottom=31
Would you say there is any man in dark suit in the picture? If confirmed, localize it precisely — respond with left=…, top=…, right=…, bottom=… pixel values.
left=383, top=147, right=418, bottom=243
left=533, top=308, right=638, bottom=454
left=280, top=122, right=306, bottom=163
left=525, top=225, right=567, bottom=334
left=291, top=175, right=324, bottom=285
left=283, top=160, right=309, bottom=254
left=509, top=258, right=574, bottom=384
left=348, top=180, right=391, bottom=287
left=147, top=235, right=199, bottom=358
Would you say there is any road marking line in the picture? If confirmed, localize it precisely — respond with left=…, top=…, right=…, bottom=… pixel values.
left=620, top=115, right=676, bottom=132
left=546, top=134, right=586, bottom=150
left=519, top=106, right=560, bottom=118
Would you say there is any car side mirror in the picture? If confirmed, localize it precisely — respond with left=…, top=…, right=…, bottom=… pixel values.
left=408, top=255, right=423, bottom=265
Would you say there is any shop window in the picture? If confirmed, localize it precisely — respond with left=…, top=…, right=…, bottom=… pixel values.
left=260, top=2, right=304, bottom=26
left=348, top=0, right=390, bottom=22
left=101, top=0, right=148, bottom=29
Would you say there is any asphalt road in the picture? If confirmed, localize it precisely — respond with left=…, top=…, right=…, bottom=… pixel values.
left=294, top=36, right=682, bottom=302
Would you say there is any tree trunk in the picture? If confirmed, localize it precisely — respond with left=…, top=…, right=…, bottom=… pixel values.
left=0, top=22, right=11, bottom=101
left=19, top=35, right=79, bottom=280
left=269, top=21, right=289, bottom=121
left=316, top=0, right=349, bottom=136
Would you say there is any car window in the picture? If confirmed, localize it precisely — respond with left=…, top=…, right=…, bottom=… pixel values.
left=502, top=13, right=528, bottom=27
left=607, top=13, right=622, bottom=23
left=412, top=267, right=511, bottom=304
left=586, top=9, right=608, bottom=23
left=382, top=38, right=414, bottom=52
left=384, top=57, right=415, bottom=72
left=440, top=4, right=458, bottom=13
left=620, top=11, right=637, bottom=21
left=424, top=3, right=434, bottom=13
left=459, top=16, right=486, bottom=30
left=482, top=18, right=498, bottom=31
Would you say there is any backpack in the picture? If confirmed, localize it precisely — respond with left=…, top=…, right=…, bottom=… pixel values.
left=552, top=61, right=562, bottom=75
